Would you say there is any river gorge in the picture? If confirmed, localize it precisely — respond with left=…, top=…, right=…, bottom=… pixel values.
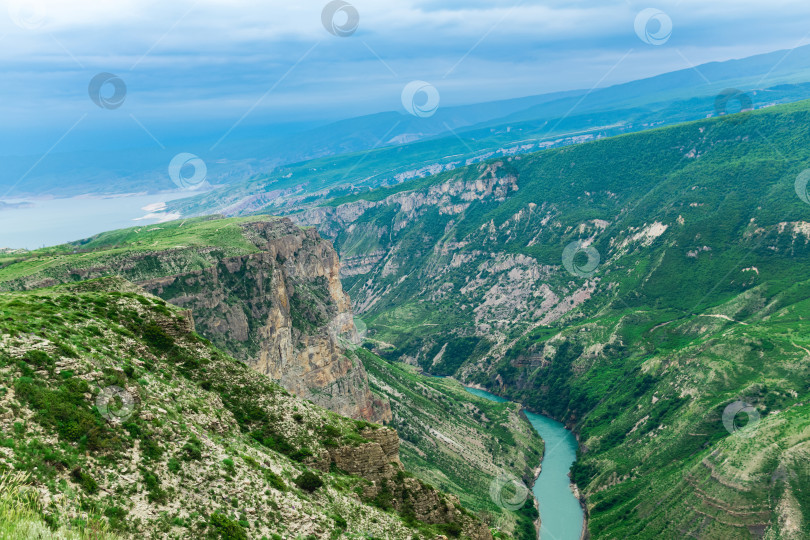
left=465, top=387, right=585, bottom=540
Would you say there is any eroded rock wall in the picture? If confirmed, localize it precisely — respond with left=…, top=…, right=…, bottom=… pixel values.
left=314, top=428, right=493, bottom=540
left=141, top=219, right=391, bottom=422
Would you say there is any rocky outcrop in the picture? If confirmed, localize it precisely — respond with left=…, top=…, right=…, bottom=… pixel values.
left=326, top=428, right=402, bottom=482
left=293, top=161, right=519, bottom=247
left=0, top=217, right=391, bottom=423
left=140, top=219, right=391, bottom=423
left=315, top=428, right=493, bottom=540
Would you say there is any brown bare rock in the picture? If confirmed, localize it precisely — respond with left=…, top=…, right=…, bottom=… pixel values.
left=143, top=219, right=392, bottom=423
left=323, top=427, right=493, bottom=540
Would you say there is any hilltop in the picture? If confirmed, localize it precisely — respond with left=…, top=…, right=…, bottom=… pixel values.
left=0, top=215, right=390, bottom=423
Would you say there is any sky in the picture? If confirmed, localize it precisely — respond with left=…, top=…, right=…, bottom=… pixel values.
left=1, top=0, right=810, bottom=156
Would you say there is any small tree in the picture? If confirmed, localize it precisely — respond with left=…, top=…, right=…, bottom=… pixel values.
left=294, top=471, right=323, bottom=493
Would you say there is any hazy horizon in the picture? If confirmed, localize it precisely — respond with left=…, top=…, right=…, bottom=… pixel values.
left=2, top=0, right=810, bottom=157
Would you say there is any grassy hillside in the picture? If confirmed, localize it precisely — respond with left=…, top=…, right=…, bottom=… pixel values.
left=0, top=277, right=493, bottom=539
left=0, top=215, right=263, bottom=285
left=486, top=285, right=810, bottom=538
left=358, top=348, right=542, bottom=539
left=291, top=98, right=810, bottom=538
left=0, top=217, right=549, bottom=539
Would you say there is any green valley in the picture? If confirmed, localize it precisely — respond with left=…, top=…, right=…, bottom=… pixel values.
left=6, top=4, right=810, bottom=540
left=283, top=99, right=810, bottom=538
left=358, top=348, right=543, bottom=538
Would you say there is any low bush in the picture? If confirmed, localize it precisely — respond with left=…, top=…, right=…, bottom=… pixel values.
left=294, top=471, right=323, bottom=493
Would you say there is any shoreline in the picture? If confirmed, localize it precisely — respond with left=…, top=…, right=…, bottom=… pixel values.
left=525, top=426, right=543, bottom=538
left=0, top=189, right=198, bottom=204
left=571, top=482, right=589, bottom=540
left=530, top=464, right=543, bottom=536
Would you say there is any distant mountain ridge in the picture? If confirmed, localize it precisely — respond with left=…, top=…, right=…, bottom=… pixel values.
left=7, top=44, right=810, bottom=201
left=167, top=44, right=810, bottom=222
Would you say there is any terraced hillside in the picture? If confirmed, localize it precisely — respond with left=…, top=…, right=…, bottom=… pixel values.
left=291, top=100, right=810, bottom=538
left=0, top=277, right=495, bottom=538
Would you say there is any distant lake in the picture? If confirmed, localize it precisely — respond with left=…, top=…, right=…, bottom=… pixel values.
left=0, top=193, right=193, bottom=249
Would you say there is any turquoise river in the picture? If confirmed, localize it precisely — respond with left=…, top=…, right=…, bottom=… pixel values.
left=465, top=387, right=585, bottom=540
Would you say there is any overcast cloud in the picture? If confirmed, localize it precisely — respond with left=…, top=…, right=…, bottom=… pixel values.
left=1, top=0, right=809, bottom=155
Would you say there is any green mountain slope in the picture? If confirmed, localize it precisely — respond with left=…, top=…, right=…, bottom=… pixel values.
left=167, top=61, right=810, bottom=223
left=289, top=99, right=810, bottom=538
left=357, top=348, right=543, bottom=539
left=0, top=217, right=551, bottom=539
left=0, top=276, right=497, bottom=539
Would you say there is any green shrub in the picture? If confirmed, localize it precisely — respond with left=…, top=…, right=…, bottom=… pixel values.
left=321, top=424, right=341, bottom=438
left=141, top=322, right=174, bottom=352
left=331, top=514, right=347, bottom=530
left=437, top=522, right=462, bottom=538
left=207, top=512, right=247, bottom=540
left=264, top=471, right=286, bottom=492
left=104, top=506, right=128, bottom=531
left=182, top=436, right=203, bottom=461
left=14, top=376, right=118, bottom=452
left=54, top=341, right=79, bottom=358
left=140, top=434, right=164, bottom=461
left=294, top=471, right=323, bottom=493
left=70, top=467, right=98, bottom=494
left=23, top=351, right=54, bottom=371
left=288, top=448, right=313, bottom=462
left=140, top=468, right=166, bottom=504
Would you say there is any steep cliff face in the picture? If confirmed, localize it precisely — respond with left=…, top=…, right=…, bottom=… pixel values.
left=0, top=216, right=390, bottom=423
left=139, top=219, right=390, bottom=422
